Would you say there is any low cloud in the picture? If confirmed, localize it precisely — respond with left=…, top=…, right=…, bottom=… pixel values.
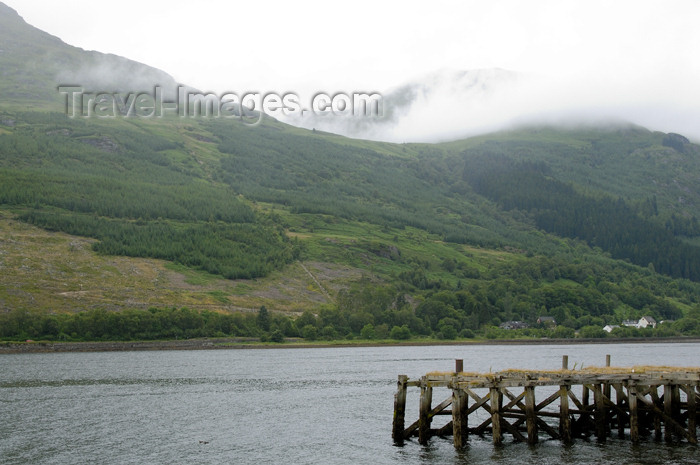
left=282, top=68, right=700, bottom=143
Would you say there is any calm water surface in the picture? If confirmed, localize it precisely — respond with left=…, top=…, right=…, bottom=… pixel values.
left=1, top=343, right=699, bottom=464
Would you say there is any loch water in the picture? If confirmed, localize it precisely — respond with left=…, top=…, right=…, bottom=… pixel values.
left=1, top=342, right=699, bottom=464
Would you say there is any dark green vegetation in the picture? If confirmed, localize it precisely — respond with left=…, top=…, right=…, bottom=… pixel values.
left=2, top=2, right=700, bottom=343
left=0, top=113, right=298, bottom=279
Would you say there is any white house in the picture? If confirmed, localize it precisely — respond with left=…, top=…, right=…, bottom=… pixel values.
left=638, top=316, right=657, bottom=329
left=603, top=325, right=620, bottom=333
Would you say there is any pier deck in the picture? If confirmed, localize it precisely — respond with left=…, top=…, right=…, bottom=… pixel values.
left=392, top=357, right=699, bottom=448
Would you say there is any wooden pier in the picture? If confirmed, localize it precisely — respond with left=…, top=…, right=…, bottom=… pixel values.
left=393, top=357, right=699, bottom=448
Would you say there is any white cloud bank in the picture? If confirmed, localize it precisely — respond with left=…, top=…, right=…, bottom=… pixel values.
left=7, top=0, right=700, bottom=141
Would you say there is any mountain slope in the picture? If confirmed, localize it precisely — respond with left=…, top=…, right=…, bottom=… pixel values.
left=2, top=3, right=700, bottom=342
left=0, top=3, right=179, bottom=106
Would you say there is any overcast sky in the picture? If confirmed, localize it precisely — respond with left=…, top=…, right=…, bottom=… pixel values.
left=6, top=0, right=700, bottom=141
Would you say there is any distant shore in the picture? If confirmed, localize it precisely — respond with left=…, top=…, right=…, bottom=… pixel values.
left=2, top=336, right=700, bottom=354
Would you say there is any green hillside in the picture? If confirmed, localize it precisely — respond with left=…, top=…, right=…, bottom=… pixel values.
left=1, top=2, right=700, bottom=342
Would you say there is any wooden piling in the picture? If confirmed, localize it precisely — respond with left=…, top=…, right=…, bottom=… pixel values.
left=525, top=385, right=538, bottom=444
left=455, top=359, right=463, bottom=373
left=629, top=382, right=639, bottom=443
left=562, top=355, right=568, bottom=370
left=559, top=385, right=572, bottom=443
left=672, top=384, right=681, bottom=422
left=614, top=383, right=625, bottom=438
left=594, top=384, right=607, bottom=441
left=649, top=385, right=662, bottom=440
left=687, top=383, right=697, bottom=444
left=490, top=386, right=503, bottom=446
left=418, top=379, right=433, bottom=445
left=664, top=384, right=674, bottom=443
left=451, top=381, right=468, bottom=449
left=392, top=375, right=408, bottom=443
left=604, top=355, right=612, bottom=402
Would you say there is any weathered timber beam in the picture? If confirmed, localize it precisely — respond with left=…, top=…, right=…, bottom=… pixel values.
left=491, top=387, right=503, bottom=445
left=418, top=381, right=433, bottom=445
left=568, top=389, right=585, bottom=411
left=636, top=391, right=696, bottom=443
left=536, top=390, right=561, bottom=411
left=614, top=382, right=628, bottom=440
left=629, top=383, right=640, bottom=443
left=393, top=375, right=408, bottom=444
left=594, top=383, right=607, bottom=441
left=465, top=389, right=491, bottom=415
left=525, top=385, right=538, bottom=444
left=501, top=388, right=527, bottom=412
left=403, top=420, right=419, bottom=439
left=536, top=416, right=561, bottom=440
left=474, top=417, right=492, bottom=435
left=452, top=385, right=468, bottom=449
left=649, top=386, right=663, bottom=440
left=501, top=417, right=528, bottom=442
left=436, top=422, right=453, bottom=436
left=560, top=385, right=572, bottom=443
left=428, top=397, right=452, bottom=418
left=685, top=383, right=697, bottom=443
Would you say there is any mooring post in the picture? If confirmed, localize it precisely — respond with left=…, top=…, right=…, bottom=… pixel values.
left=605, top=354, right=611, bottom=367
left=418, top=378, right=433, bottom=445
left=393, top=375, right=408, bottom=444
left=629, top=382, right=639, bottom=443
left=490, top=386, right=503, bottom=446
left=451, top=378, right=468, bottom=449
left=562, top=355, right=569, bottom=370
left=559, top=384, right=572, bottom=443
left=525, top=385, right=538, bottom=444
left=455, top=359, right=463, bottom=373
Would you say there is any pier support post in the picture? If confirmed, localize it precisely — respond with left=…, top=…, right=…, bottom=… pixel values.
left=603, top=356, right=612, bottom=404
left=687, top=383, right=697, bottom=444
left=525, top=385, right=538, bottom=444
left=614, top=383, right=625, bottom=438
left=594, top=383, right=607, bottom=441
left=490, top=386, right=503, bottom=446
left=418, top=379, right=433, bottom=445
left=452, top=381, right=468, bottom=449
left=672, top=384, right=681, bottom=422
left=559, top=385, right=572, bottom=443
left=665, top=384, right=674, bottom=443
left=650, top=386, right=662, bottom=440
left=392, top=375, right=408, bottom=443
left=629, top=382, right=639, bottom=443
left=562, top=355, right=568, bottom=370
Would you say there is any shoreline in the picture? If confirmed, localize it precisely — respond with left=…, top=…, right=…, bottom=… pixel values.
left=2, top=336, right=700, bottom=354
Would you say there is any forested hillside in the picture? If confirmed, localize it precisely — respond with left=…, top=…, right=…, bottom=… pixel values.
left=2, top=2, right=700, bottom=343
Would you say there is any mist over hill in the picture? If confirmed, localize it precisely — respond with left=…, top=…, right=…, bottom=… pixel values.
left=0, top=2, right=180, bottom=104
